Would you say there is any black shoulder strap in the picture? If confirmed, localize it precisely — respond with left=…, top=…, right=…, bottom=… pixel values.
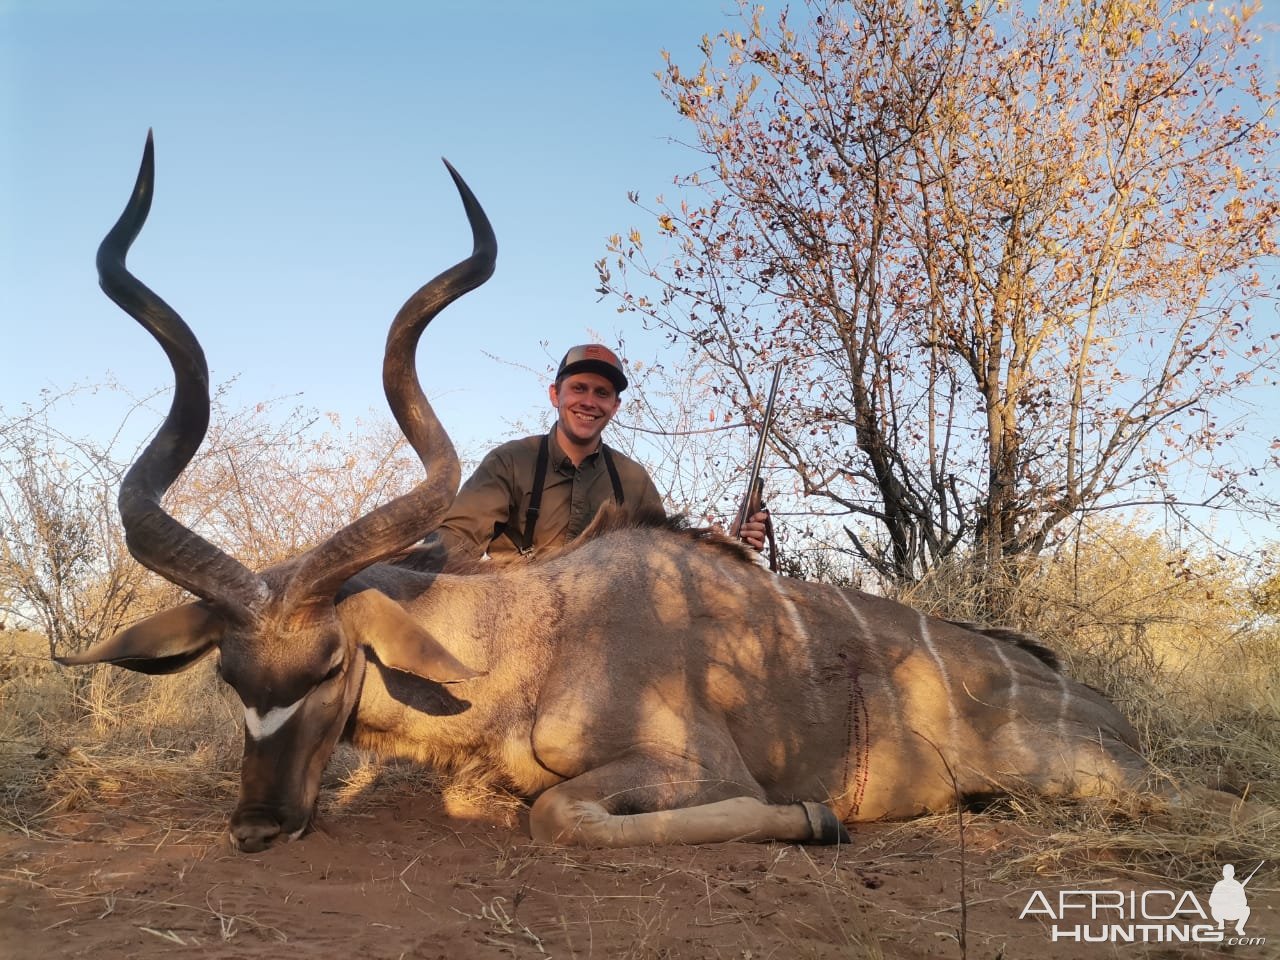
left=601, top=445, right=625, bottom=506
left=511, top=435, right=623, bottom=557
left=519, top=433, right=552, bottom=555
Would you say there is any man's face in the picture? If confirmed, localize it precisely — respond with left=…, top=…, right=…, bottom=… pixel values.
left=550, top=372, right=621, bottom=450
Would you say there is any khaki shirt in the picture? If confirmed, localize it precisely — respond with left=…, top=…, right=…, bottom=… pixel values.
left=429, top=431, right=665, bottom=565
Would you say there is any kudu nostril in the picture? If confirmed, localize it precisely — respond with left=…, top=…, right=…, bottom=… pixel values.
left=231, top=813, right=283, bottom=853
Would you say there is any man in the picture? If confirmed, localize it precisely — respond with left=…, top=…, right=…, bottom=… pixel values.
left=426, top=344, right=769, bottom=567
left=1209, top=863, right=1254, bottom=936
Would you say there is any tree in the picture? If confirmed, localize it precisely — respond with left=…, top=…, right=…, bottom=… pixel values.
left=0, top=394, right=158, bottom=659
left=604, top=347, right=750, bottom=521
left=0, top=387, right=423, bottom=660
left=176, top=403, right=425, bottom=570
left=599, top=0, right=1278, bottom=597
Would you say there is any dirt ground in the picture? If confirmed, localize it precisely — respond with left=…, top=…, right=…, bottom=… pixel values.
left=2, top=778, right=1275, bottom=960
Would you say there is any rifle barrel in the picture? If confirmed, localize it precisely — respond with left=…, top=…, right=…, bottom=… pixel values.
left=736, top=362, right=784, bottom=531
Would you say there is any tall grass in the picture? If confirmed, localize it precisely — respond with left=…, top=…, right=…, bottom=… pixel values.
left=1, top=629, right=240, bottom=841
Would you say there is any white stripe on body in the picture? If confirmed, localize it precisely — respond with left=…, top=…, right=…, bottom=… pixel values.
left=767, top=578, right=813, bottom=673
left=244, top=698, right=305, bottom=740
left=833, top=587, right=904, bottom=723
left=986, top=636, right=1028, bottom=757
left=1055, top=669, right=1072, bottom=743
left=918, top=613, right=960, bottom=753
left=832, top=586, right=871, bottom=636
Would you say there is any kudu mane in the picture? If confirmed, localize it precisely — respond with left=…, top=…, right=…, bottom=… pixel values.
left=394, top=504, right=758, bottom=575
left=946, top=621, right=1061, bottom=672
left=535, top=505, right=758, bottom=566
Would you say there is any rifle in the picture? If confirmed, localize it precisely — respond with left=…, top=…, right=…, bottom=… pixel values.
left=734, top=362, right=783, bottom=572
left=1241, top=861, right=1265, bottom=887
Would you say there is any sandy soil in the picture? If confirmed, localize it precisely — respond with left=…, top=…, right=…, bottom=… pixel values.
left=3, top=780, right=1273, bottom=960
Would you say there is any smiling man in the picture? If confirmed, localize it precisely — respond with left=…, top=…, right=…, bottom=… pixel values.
left=424, top=344, right=767, bottom=567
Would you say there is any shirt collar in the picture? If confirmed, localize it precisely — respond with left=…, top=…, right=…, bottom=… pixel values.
left=548, top=429, right=602, bottom=471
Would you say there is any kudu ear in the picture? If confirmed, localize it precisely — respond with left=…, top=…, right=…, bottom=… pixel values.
left=338, top=589, right=483, bottom=683
left=55, top=602, right=223, bottom=675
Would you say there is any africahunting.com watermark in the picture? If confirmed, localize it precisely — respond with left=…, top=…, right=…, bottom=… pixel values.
left=1020, top=861, right=1268, bottom=946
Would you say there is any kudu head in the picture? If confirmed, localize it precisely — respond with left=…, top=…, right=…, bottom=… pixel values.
left=57, top=132, right=496, bottom=852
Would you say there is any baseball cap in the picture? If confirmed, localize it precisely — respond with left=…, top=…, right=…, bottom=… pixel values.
left=555, top=344, right=628, bottom=393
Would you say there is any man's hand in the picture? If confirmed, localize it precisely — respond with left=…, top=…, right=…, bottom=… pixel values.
left=731, top=509, right=770, bottom=553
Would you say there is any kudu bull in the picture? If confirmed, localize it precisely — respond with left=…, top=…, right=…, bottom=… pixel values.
left=61, top=134, right=1159, bottom=853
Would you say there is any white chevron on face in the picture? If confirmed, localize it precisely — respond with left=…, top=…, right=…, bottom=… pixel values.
left=244, top=698, right=305, bottom=740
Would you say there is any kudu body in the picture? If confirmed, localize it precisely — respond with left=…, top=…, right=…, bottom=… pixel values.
left=62, top=136, right=1155, bottom=852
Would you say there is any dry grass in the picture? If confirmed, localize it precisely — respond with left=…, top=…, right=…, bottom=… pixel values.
left=987, top=796, right=1278, bottom=889
left=442, top=828, right=890, bottom=959
left=1, top=629, right=241, bottom=844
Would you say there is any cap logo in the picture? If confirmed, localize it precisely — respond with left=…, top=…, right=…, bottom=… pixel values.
left=573, top=345, right=618, bottom=364
left=556, top=343, right=628, bottom=391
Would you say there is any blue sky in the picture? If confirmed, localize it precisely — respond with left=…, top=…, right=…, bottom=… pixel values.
left=2, top=0, right=742, bottom=457
left=3, top=0, right=1277, bottom=553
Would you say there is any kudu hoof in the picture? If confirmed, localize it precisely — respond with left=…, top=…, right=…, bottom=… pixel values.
left=800, top=801, right=851, bottom=845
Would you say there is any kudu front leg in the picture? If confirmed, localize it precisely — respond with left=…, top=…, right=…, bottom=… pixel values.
left=529, top=760, right=848, bottom=847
